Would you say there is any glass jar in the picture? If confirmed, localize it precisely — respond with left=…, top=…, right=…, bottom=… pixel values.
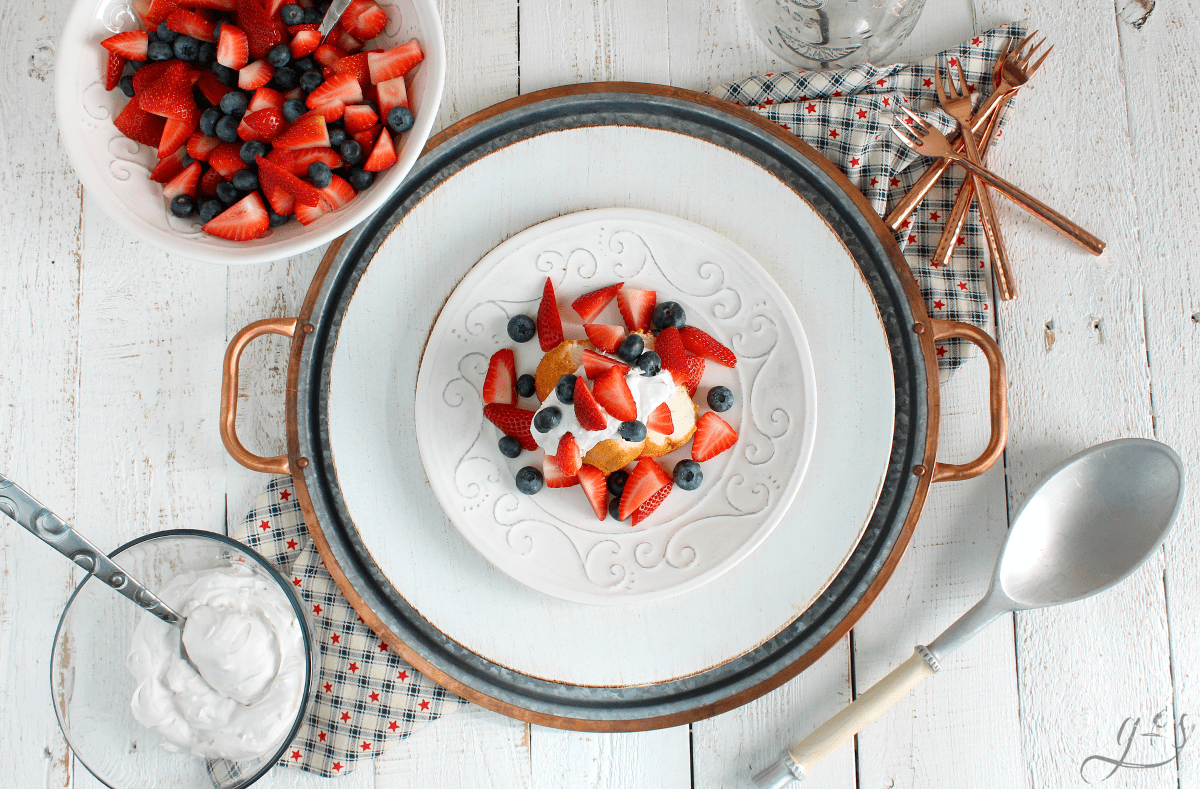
left=747, top=0, right=927, bottom=69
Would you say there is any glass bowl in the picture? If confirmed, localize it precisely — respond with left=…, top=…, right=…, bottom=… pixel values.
left=51, top=530, right=316, bottom=789
left=746, top=0, right=927, bottom=69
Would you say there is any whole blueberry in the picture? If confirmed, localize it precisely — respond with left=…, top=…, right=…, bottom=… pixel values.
left=533, top=406, right=562, bottom=434
left=516, top=374, right=536, bottom=399
left=498, top=436, right=522, bottom=458
left=147, top=40, right=173, bottom=61
left=606, top=470, right=629, bottom=497
left=268, top=208, right=290, bottom=226
left=616, top=333, right=644, bottom=363
left=327, top=127, right=347, bottom=148
left=555, top=374, right=577, bottom=404
left=387, top=106, right=414, bottom=133
left=294, top=56, right=317, bottom=72
left=618, top=420, right=646, bottom=442
left=608, top=496, right=624, bottom=521
left=339, top=140, right=363, bottom=166
left=200, top=107, right=222, bottom=136
left=300, top=69, right=323, bottom=92
left=267, top=44, right=291, bottom=67
left=172, top=35, right=199, bottom=62
left=211, top=62, right=238, bottom=86
left=199, top=199, right=223, bottom=223
left=197, top=41, right=216, bottom=66
left=308, top=161, right=333, bottom=188
left=169, top=195, right=195, bottom=217
left=515, top=466, right=543, bottom=495
left=215, top=114, right=240, bottom=142
left=212, top=22, right=224, bottom=40
left=181, top=152, right=196, bottom=168
left=219, top=90, right=249, bottom=116
left=507, top=314, right=535, bottom=343
left=282, top=97, right=308, bottom=123
left=119, top=74, right=135, bottom=98
left=216, top=180, right=239, bottom=205
left=156, top=21, right=177, bottom=42
left=652, top=301, right=686, bottom=330
left=635, top=350, right=661, bottom=377
left=240, top=140, right=268, bottom=165
left=707, top=385, right=734, bottom=412
left=270, top=66, right=298, bottom=90
left=673, top=459, right=703, bottom=491
left=280, top=3, right=304, bottom=24
left=346, top=167, right=373, bottom=191
left=302, top=5, right=321, bottom=23
left=232, top=169, right=259, bottom=191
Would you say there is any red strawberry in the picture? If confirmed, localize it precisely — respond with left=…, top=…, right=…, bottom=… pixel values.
left=367, top=39, right=423, bottom=84
left=557, top=433, right=582, bottom=476
left=691, top=411, right=738, bottom=462
left=238, top=59, right=275, bottom=89
left=351, top=124, right=379, bottom=149
left=617, top=288, right=655, bottom=331
left=195, top=71, right=234, bottom=104
left=248, top=86, right=284, bottom=112
left=264, top=0, right=288, bottom=17
left=190, top=0, right=235, bottom=9
left=482, top=404, right=537, bottom=451
left=207, top=141, right=245, bottom=177
left=343, top=103, right=379, bottom=133
left=345, top=2, right=386, bottom=39
left=259, top=171, right=295, bottom=216
left=362, top=127, right=396, bottom=171
left=317, top=174, right=355, bottom=210
left=683, top=354, right=704, bottom=397
left=536, top=277, right=563, bottom=352
left=288, top=146, right=342, bottom=173
left=482, top=349, right=516, bottom=406
left=646, top=402, right=673, bottom=435
left=161, top=160, right=201, bottom=199
left=375, top=75, right=408, bottom=115
left=331, top=53, right=371, bottom=87
left=543, top=453, right=579, bottom=489
left=580, top=349, right=629, bottom=380
left=583, top=324, right=624, bottom=354
left=186, top=131, right=220, bottom=160
left=217, top=24, right=250, bottom=69
left=313, top=43, right=346, bottom=67
left=577, top=465, right=608, bottom=520
left=102, top=30, right=149, bottom=61
left=133, top=0, right=179, bottom=30
left=106, top=51, right=127, bottom=91
left=255, top=155, right=322, bottom=207
left=306, top=72, right=363, bottom=108
left=271, top=113, right=328, bottom=149
left=114, top=99, right=166, bottom=147
left=138, top=61, right=196, bottom=120
left=571, top=283, right=623, bottom=322
left=632, top=481, right=672, bottom=526
left=237, top=0, right=286, bottom=59
left=333, top=28, right=363, bottom=53
left=655, top=326, right=689, bottom=385
left=131, top=59, right=172, bottom=94
left=149, top=147, right=187, bottom=182
left=307, top=101, right=346, bottom=122
left=680, top=326, right=736, bottom=367
left=619, top=457, right=671, bottom=520
left=166, top=9, right=216, bottom=41
left=157, top=114, right=197, bottom=157
left=240, top=107, right=286, bottom=140
left=593, top=366, right=637, bottom=422
left=572, top=377, right=608, bottom=432
left=199, top=166, right=222, bottom=196
left=202, top=191, right=270, bottom=240
left=294, top=200, right=326, bottom=225
left=289, top=28, right=321, bottom=58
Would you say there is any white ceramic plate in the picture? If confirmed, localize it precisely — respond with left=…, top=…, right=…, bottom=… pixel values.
left=54, top=0, right=445, bottom=264
left=414, top=208, right=817, bottom=605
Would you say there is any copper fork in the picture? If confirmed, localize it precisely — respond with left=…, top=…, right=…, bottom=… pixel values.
left=891, top=108, right=1105, bottom=255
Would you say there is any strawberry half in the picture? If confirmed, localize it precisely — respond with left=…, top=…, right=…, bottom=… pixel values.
left=313, top=42, right=346, bottom=66
left=617, top=288, right=655, bottom=331
left=593, top=366, right=637, bottom=422
left=161, top=160, right=201, bottom=199
left=580, top=349, right=629, bottom=380
left=102, top=30, right=149, bottom=61
left=138, top=61, right=196, bottom=120
left=482, top=348, right=516, bottom=405
left=237, top=0, right=286, bottom=59
left=207, top=141, right=245, bottom=177
left=238, top=59, right=275, bottom=89
left=343, top=103, right=379, bottom=133
left=248, top=86, right=284, bottom=112
left=307, top=72, right=363, bottom=108
left=186, top=131, right=220, bottom=160
left=255, top=155, right=322, bottom=207
left=132, top=0, right=179, bottom=30
left=150, top=147, right=187, bottom=182
left=165, top=9, right=216, bottom=41
left=362, top=126, right=396, bottom=172
left=106, top=51, right=127, bottom=91
left=199, top=165, right=223, bottom=196
left=202, top=191, right=270, bottom=240
left=367, top=39, right=423, bottom=84
left=195, top=71, right=234, bottom=104
left=217, top=24, right=250, bottom=69
left=646, top=402, right=673, bottom=435
left=654, top=326, right=689, bottom=385
left=571, top=283, right=623, bottom=322
left=632, top=480, right=672, bottom=526
left=240, top=107, right=286, bottom=140
left=536, top=277, right=564, bottom=352
left=114, top=99, right=166, bottom=147
left=619, top=457, right=671, bottom=521
left=375, top=75, right=408, bottom=115
left=577, top=465, right=608, bottom=521
left=583, top=324, right=624, bottom=354
left=272, top=113, right=329, bottom=150
left=572, top=377, right=608, bottom=432
left=543, top=453, right=579, bottom=489
left=680, top=326, right=736, bottom=367
left=157, top=114, right=197, bottom=158
left=483, top=404, right=537, bottom=451
left=344, top=0, right=387, bottom=39
left=557, top=433, right=582, bottom=476
left=289, top=28, right=322, bottom=58
left=691, top=412, right=738, bottom=462
left=683, top=354, right=704, bottom=397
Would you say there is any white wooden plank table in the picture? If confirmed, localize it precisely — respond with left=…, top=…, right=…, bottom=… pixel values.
left=2, top=0, right=1192, bottom=786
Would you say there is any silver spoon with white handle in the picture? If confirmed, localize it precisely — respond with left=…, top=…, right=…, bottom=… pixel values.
left=754, top=438, right=1186, bottom=788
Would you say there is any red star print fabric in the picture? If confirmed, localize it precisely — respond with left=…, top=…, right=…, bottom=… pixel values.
left=224, top=477, right=465, bottom=778
left=711, top=21, right=1027, bottom=374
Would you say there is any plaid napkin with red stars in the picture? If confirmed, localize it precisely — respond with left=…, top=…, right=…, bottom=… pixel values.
left=229, top=476, right=465, bottom=778
left=711, top=21, right=1027, bottom=375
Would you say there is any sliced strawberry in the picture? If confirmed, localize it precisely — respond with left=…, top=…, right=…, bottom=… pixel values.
left=572, top=377, right=608, bottom=431
left=207, top=141, right=245, bottom=177
left=367, top=39, right=423, bottom=84
left=577, top=465, right=608, bottom=521
left=237, top=0, right=286, bottom=59
left=632, top=481, right=672, bottom=526
left=619, top=457, right=671, bottom=520
left=362, top=126, right=396, bottom=171
left=536, top=277, right=564, bottom=352
left=199, top=166, right=222, bottom=196
left=105, top=51, right=127, bottom=91
left=240, top=107, right=286, bottom=140
left=289, top=146, right=342, bottom=173
left=691, top=411, right=738, bottom=462
left=189, top=0, right=235, bottom=10
left=557, top=433, right=582, bottom=476
left=683, top=354, right=705, bottom=397
left=166, top=9, right=216, bottom=41
left=580, top=349, right=629, bottom=380
left=482, top=348, right=516, bottom=406
left=202, top=191, right=270, bottom=240
left=317, top=174, right=355, bottom=210
left=287, top=22, right=319, bottom=33
left=345, top=2, right=386, bottom=40
left=248, top=87, right=284, bottom=112
left=133, top=0, right=180, bottom=30
left=341, top=104, right=377, bottom=135
left=259, top=169, right=295, bottom=216
left=238, top=59, right=275, bottom=89
left=351, top=124, right=379, bottom=149
left=294, top=200, right=326, bottom=225
left=483, top=404, right=537, bottom=450
left=217, top=23, right=250, bottom=69
left=271, top=113, right=328, bottom=150
left=582, top=324, right=624, bottom=354
left=593, top=366, right=637, bottom=422
left=195, top=71, right=234, bottom=104
left=617, top=288, right=656, bottom=331
left=186, top=131, right=220, bottom=160
left=138, top=61, right=196, bottom=120
left=161, top=160, right=201, bottom=199
left=333, top=28, right=363, bottom=53
left=313, top=42, right=346, bottom=66
left=375, top=75, right=408, bottom=116
left=102, top=30, right=149, bottom=61
left=306, top=72, right=363, bottom=109
left=330, top=52, right=371, bottom=88
left=572, top=283, right=623, bottom=322
left=646, top=402, right=673, bottom=435
left=255, top=155, right=322, bottom=207
left=149, top=148, right=187, bottom=182
left=655, top=326, right=689, bottom=385
left=543, top=453, right=579, bottom=489
left=264, top=0, right=288, bottom=17
left=157, top=114, right=197, bottom=157
left=131, top=60, right=172, bottom=94
left=680, top=326, right=736, bottom=367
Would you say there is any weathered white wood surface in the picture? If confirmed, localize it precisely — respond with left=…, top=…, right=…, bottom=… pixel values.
left=4, top=0, right=1197, bottom=786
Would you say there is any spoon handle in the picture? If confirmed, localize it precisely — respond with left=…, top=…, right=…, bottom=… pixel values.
left=0, top=473, right=185, bottom=626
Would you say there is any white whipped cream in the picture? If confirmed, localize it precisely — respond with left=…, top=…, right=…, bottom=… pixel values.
left=532, top=367, right=677, bottom=455
left=127, top=562, right=307, bottom=761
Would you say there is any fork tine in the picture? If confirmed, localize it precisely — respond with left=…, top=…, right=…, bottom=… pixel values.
left=900, top=105, right=927, bottom=130
left=889, top=125, right=921, bottom=150
left=992, top=39, right=1011, bottom=78
left=1026, top=44, right=1053, bottom=76
left=934, top=63, right=948, bottom=104
left=1011, top=30, right=1038, bottom=61
left=1017, top=38, right=1045, bottom=69
left=955, top=61, right=970, bottom=99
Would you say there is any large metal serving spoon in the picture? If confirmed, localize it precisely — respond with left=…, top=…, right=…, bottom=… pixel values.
left=754, top=438, right=1186, bottom=788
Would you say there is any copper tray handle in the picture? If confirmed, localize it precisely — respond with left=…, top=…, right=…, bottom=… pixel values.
left=929, top=319, right=1008, bottom=483
left=221, top=317, right=299, bottom=475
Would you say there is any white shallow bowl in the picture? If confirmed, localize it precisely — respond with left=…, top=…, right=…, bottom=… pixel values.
left=54, top=0, right=445, bottom=264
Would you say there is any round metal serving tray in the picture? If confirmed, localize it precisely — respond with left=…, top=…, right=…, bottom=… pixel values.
left=220, top=83, right=1006, bottom=731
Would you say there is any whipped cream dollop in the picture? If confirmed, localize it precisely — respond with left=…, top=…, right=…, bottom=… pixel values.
left=127, top=562, right=307, bottom=761
left=532, top=367, right=677, bottom=454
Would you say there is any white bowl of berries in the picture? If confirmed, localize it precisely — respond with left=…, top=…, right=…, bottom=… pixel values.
left=55, top=0, right=444, bottom=264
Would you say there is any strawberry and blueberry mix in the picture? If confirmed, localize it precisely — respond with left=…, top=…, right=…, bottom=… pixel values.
left=100, top=0, right=423, bottom=240
left=482, top=277, right=740, bottom=527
